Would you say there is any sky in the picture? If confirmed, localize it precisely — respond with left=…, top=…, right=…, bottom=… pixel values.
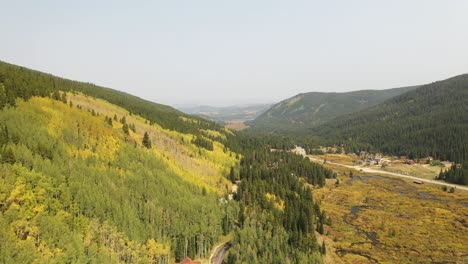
left=1, top=1, right=467, bottom=107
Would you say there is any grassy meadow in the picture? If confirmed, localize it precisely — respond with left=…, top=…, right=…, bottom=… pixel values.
left=314, top=164, right=468, bottom=263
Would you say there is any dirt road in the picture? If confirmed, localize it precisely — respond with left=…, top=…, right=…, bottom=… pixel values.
left=307, top=156, right=468, bottom=192
left=209, top=242, right=231, bottom=264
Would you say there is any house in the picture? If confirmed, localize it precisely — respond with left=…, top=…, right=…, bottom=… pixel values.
left=374, top=154, right=382, bottom=164
left=291, top=146, right=306, bottom=156
left=441, top=161, right=453, bottom=167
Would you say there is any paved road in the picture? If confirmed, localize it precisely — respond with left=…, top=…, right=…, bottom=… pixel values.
left=307, top=156, right=468, bottom=192
left=209, top=242, right=231, bottom=264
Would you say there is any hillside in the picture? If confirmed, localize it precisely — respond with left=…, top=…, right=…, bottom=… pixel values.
left=0, top=61, right=243, bottom=262
left=0, top=61, right=336, bottom=263
left=314, top=74, right=468, bottom=165
left=248, top=86, right=417, bottom=133
left=0, top=60, right=221, bottom=136
left=180, top=104, right=271, bottom=123
left=0, top=94, right=239, bottom=263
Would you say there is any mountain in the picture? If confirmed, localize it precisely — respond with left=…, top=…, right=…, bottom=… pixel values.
left=248, top=86, right=418, bottom=133
left=0, top=61, right=240, bottom=262
left=0, top=60, right=221, bottom=136
left=179, top=104, right=271, bottom=123
left=314, top=74, right=468, bottom=164
left=0, top=60, right=332, bottom=263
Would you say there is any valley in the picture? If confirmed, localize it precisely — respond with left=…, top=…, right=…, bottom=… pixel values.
left=313, top=162, right=468, bottom=263
left=307, top=154, right=468, bottom=191
left=2, top=2, right=468, bottom=263
left=0, top=56, right=467, bottom=264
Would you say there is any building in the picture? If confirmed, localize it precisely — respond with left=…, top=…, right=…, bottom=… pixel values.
left=291, top=146, right=306, bottom=156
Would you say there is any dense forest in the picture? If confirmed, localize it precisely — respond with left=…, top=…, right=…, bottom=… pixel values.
left=0, top=60, right=222, bottom=137
left=226, top=139, right=335, bottom=263
left=313, top=74, right=468, bottom=164
left=437, top=162, right=468, bottom=185
left=0, top=61, right=337, bottom=263
left=0, top=96, right=240, bottom=263
left=249, top=86, right=417, bottom=133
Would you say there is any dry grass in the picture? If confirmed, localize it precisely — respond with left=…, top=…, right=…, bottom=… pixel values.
left=315, top=164, right=468, bottom=263
left=381, top=163, right=443, bottom=180
left=311, top=153, right=358, bottom=165
left=312, top=153, right=443, bottom=180
left=224, top=121, right=249, bottom=131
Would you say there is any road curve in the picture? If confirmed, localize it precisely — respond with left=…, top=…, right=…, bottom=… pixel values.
left=210, top=242, right=231, bottom=264
left=307, top=156, right=468, bottom=192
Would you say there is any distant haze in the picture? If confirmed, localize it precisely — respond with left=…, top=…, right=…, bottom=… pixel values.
left=1, top=1, right=467, bottom=107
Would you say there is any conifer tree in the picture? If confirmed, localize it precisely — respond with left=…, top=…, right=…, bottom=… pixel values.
left=142, top=132, right=152, bottom=149
left=123, top=123, right=129, bottom=135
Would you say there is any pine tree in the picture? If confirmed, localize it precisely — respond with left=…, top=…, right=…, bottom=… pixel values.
left=130, top=123, right=136, bottom=133
left=61, top=92, right=67, bottom=103
left=0, top=83, right=6, bottom=109
left=229, top=167, right=236, bottom=183
left=142, top=132, right=152, bottom=149
left=52, top=90, right=61, bottom=101
left=1, top=147, right=15, bottom=164
left=123, top=123, right=129, bottom=135
left=321, top=241, right=326, bottom=255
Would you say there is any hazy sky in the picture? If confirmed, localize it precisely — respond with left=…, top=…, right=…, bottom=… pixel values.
left=1, top=1, right=467, bottom=107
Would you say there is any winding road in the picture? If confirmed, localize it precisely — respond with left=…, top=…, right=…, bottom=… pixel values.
left=209, top=242, right=231, bottom=264
left=307, top=156, right=468, bottom=192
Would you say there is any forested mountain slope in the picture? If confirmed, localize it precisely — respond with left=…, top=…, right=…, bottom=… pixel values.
left=0, top=60, right=221, bottom=136
left=0, top=61, right=335, bottom=263
left=315, top=74, right=468, bottom=164
left=0, top=94, right=239, bottom=263
left=249, top=86, right=417, bottom=133
left=180, top=103, right=271, bottom=123
left=0, top=60, right=242, bottom=262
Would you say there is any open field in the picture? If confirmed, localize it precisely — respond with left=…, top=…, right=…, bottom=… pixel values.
left=381, top=163, right=442, bottom=180
left=224, top=121, right=249, bottom=131
left=311, top=153, right=445, bottom=179
left=308, top=154, right=468, bottom=191
left=313, top=163, right=468, bottom=263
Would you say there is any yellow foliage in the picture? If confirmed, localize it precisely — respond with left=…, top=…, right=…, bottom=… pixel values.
left=66, top=93, right=239, bottom=193
left=264, top=192, right=285, bottom=211
left=201, top=129, right=227, bottom=140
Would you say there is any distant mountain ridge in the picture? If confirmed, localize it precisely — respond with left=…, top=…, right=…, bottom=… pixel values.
left=314, top=74, right=468, bottom=163
left=180, top=103, right=271, bottom=123
left=0, top=60, right=220, bottom=136
left=249, top=86, right=418, bottom=133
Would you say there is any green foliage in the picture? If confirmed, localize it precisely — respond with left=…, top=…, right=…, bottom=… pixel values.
left=191, top=136, right=214, bottom=151
left=436, top=163, right=468, bottom=186
left=122, top=123, right=129, bottom=135
left=0, top=83, right=7, bottom=109
left=0, top=60, right=225, bottom=138
left=315, top=74, right=468, bottom=163
left=142, top=132, right=152, bottom=149
left=249, top=86, right=417, bottom=133
left=228, top=140, right=333, bottom=263
left=0, top=99, right=238, bottom=263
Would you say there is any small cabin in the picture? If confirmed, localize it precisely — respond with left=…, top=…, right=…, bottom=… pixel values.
left=413, top=180, right=423, bottom=184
